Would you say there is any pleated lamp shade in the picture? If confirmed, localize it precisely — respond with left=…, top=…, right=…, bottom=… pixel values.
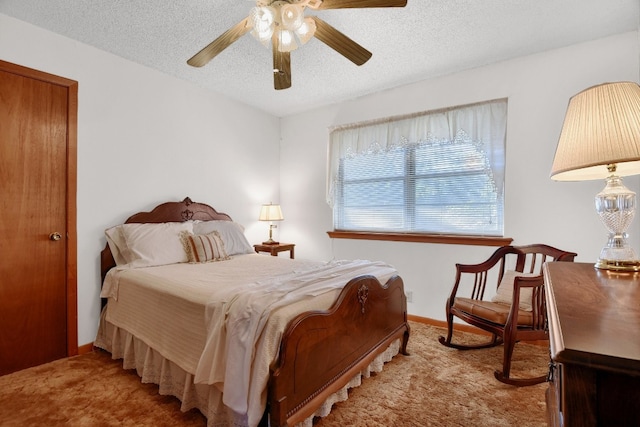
left=550, top=81, right=640, bottom=181
left=259, top=204, right=284, bottom=221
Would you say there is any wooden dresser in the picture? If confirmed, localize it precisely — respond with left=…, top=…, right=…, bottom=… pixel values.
left=544, top=262, right=640, bottom=426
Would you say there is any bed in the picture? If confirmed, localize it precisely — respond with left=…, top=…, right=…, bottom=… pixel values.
left=94, top=197, right=410, bottom=427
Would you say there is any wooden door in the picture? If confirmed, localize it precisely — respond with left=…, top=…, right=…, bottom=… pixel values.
left=0, top=60, right=77, bottom=375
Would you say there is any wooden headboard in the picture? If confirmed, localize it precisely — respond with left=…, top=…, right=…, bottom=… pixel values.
left=100, top=197, right=233, bottom=282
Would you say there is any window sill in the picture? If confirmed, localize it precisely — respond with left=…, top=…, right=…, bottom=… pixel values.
left=327, top=231, right=513, bottom=247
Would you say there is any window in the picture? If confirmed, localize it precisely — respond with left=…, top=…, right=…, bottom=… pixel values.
left=327, top=99, right=507, bottom=236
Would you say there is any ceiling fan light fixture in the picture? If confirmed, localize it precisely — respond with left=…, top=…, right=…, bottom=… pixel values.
left=251, top=2, right=316, bottom=53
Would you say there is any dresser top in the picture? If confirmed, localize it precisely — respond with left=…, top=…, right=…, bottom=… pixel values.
left=544, top=262, right=640, bottom=374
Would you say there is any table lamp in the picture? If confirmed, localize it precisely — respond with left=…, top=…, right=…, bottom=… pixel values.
left=259, top=203, right=283, bottom=245
left=550, top=81, right=640, bottom=271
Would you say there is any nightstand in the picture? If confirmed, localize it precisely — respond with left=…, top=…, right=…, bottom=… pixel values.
left=253, top=243, right=295, bottom=259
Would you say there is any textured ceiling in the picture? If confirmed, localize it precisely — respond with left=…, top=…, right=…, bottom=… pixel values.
left=1, top=0, right=638, bottom=117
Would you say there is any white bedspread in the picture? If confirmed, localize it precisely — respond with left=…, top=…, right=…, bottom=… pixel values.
left=100, top=254, right=397, bottom=426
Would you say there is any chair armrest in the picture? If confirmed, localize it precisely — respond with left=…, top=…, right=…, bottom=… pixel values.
left=510, top=274, right=543, bottom=304
left=506, top=274, right=546, bottom=330
left=513, top=274, right=544, bottom=288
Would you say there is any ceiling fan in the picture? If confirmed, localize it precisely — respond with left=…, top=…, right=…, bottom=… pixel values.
left=187, top=0, right=408, bottom=90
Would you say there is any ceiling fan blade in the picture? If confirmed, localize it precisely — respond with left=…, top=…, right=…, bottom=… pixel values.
left=311, top=16, right=372, bottom=66
left=272, top=36, right=292, bottom=90
left=187, top=17, right=251, bottom=67
left=309, top=0, right=407, bottom=10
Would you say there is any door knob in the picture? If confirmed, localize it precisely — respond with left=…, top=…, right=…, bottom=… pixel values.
left=49, top=232, right=62, bottom=241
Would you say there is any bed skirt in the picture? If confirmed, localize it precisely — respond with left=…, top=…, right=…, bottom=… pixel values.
left=94, top=309, right=401, bottom=427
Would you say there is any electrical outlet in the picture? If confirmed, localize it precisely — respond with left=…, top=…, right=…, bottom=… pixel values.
left=406, top=290, right=413, bottom=303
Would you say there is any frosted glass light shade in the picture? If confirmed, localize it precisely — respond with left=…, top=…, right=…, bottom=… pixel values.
left=280, top=4, right=304, bottom=31
left=250, top=6, right=275, bottom=46
left=277, top=29, right=297, bottom=52
left=296, top=18, right=316, bottom=45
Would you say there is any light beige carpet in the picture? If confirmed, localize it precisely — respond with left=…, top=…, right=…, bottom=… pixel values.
left=0, top=321, right=549, bottom=426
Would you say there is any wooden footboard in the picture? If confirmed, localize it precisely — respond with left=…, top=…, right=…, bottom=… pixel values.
left=268, top=274, right=410, bottom=427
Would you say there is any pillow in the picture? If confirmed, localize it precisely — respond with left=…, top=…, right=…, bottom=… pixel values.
left=491, top=270, right=538, bottom=311
left=180, top=230, right=230, bottom=263
left=192, top=220, right=254, bottom=256
left=116, top=222, right=194, bottom=268
left=105, top=225, right=128, bottom=266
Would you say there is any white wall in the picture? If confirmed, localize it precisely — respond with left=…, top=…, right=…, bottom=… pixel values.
left=0, top=14, right=283, bottom=346
left=280, top=31, right=640, bottom=321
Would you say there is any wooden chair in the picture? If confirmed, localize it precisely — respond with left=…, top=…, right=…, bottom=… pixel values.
left=438, top=244, right=577, bottom=386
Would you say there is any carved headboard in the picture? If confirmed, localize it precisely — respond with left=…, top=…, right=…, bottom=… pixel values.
left=100, top=197, right=233, bottom=282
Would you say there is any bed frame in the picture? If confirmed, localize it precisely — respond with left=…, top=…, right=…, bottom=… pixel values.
left=100, top=197, right=410, bottom=427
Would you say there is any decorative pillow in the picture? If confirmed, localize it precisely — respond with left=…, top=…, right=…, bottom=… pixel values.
left=181, top=230, right=230, bottom=263
left=116, top=222, right=194, bottom=268
left=192, top=220, right=254, bottom=256
left=491, top=270, right=538, bottom=312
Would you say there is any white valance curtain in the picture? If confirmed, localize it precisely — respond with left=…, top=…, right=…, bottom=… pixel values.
left=326, top=98, right=508, bottom=207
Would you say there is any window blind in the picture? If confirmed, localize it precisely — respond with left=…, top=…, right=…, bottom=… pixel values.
left=328, top=99, right=507, bottom=236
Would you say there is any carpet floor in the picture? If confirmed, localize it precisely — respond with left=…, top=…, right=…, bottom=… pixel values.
left=0, top=321, right=549, bottom=426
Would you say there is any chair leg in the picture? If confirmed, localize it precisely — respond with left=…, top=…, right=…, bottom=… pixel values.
left=437, top=306, right=456, bottom=347
left=494, top=338, right=547, bottom=386
left=502, top=331, right=515, bottom=379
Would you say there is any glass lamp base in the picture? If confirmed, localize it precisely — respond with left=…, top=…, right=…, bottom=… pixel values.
left=594, top=175, right=639, bottom=272
left=595, top=258, right=640, bottom=272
